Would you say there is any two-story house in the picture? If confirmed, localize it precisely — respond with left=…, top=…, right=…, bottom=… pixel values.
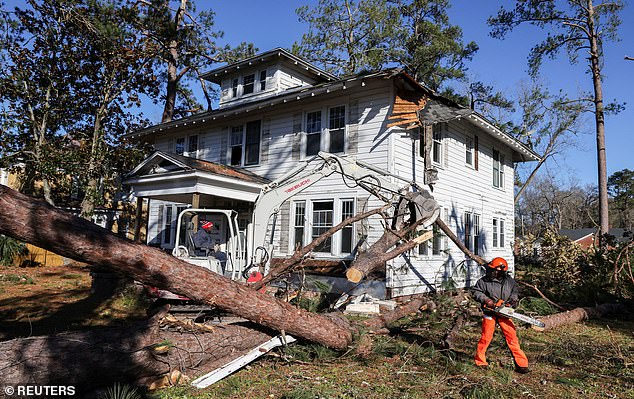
left=124, top=48, right=539, bottom=297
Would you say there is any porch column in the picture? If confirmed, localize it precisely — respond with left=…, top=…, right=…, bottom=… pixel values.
left=133, top=196, right=143, bottom=243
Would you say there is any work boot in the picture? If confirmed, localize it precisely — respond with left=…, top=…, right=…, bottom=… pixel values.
left=515, top=366, right=530, bottom=374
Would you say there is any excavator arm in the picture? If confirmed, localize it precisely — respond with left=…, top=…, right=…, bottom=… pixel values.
left=249, top=152, right=439, bottom=273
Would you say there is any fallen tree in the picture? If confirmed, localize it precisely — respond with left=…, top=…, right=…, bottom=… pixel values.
left=0, top=307, right=278, bottom=391
left=0, top=186, right=352, bottom=350
left=537, top=303, right=627, bottom=331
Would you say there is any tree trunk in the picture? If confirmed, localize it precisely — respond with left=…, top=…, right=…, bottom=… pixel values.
left=538, top=303, right=625, bottom=331
left=80, top=108, right=106, bottom=219
left=0, top=310, right=277, bottom=392
left=587, top=0, right=609, bottom=240
left=161, top=0, right=186, bottom=123
left=0, top=186, right=352, bottom=350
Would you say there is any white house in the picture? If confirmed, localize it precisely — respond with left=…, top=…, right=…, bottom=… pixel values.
left=124, top=48, right=539, bottom=298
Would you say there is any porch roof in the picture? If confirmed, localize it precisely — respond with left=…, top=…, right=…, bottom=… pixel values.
left=123, top=151, right=269, bottom=203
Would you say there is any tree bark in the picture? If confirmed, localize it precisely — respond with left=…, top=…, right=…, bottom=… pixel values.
left=587, top=0, right=610, bottom=240
left=0, top=310, right=277, bottom=392
left=0, top=186, right=352, bottom=350
left=538, top=303, right=626, bottom=331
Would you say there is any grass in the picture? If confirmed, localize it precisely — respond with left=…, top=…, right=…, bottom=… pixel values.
left=1, top=265, right=632, bottom=398
left=146, top=300, right=633, bottom=399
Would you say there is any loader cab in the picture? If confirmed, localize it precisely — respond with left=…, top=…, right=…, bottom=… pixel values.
left=172, top=209, right=247, bottom=281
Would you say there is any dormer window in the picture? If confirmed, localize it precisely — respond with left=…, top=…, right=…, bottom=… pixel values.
left=259, top=70, right=267, bottom=91
left=243, top=74, right=255, bottom=95
left=231, top=78, right=238, bottom=98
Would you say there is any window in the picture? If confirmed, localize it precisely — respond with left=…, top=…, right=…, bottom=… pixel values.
left=259, top=70, right=267, bottom=91
left=245, top=120, right=261, bottom=165
left=163, top=206, right=173, bottom=244
left=473, top=214, right=481, bottom=255
left=293, top=202, right=306, bottom=250
left=500, top=219, right=505, bottom=248
left=493, top=149, right=505, bottom=188
left=306, top=111, right=322, bottom=156
left=420, top=208, right=447, bottom=256
left=188, top=135, right=198, bottom=155
left=432, top=123, right=442, bottom=164
left=464, top=212, right=472, bottom=251
left=464, top=212, right=481, bottom=255
left=465, top=137, right=473, bottom=166
left=340, top=199, right=354, bottom=253
left=243, top=74, right=255, bottom=95
left=312, top=201, right=333, bottom=253
left=230, top=126, right=243, bottom=166
left=329, top=106, right=346, bottom=153
left=232, top=78, right=239, bottom=98
left=175, top=138, right=185, bottom=155
left=229, top=121, right=261, bottom=166
left=493, top=217, right=505, bottom=248
left=292, top=199, right=355, bottom=255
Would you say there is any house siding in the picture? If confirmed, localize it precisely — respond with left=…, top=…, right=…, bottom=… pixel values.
left=138, top=69, right=526, bottom=298
left=387, top=117, right=516, bottom=296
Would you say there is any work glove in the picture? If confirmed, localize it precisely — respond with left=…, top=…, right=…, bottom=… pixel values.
left=484, top=298, right=495, bottom=308
left=507, top=299, right=519, bottom=308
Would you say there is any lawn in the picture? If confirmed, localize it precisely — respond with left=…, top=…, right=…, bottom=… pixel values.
left=0, top=264, right=632, bottom=398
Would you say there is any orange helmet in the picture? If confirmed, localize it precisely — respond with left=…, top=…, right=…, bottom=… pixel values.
left=487, top=257, right=508, bottom=271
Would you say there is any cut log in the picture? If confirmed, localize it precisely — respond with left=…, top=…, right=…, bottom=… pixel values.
left=0, top=186, right=352, bottom=350
left=363, top=296, right=436, bottom=332
left=537, top=303, right=627, bottom=331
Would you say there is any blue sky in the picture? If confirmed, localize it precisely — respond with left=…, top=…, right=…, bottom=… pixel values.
left=205, top=0, right=633, bottom=187
left=4, top=0, right=632, bottom=186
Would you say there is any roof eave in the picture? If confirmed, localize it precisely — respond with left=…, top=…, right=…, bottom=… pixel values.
left=200, top=48, right=337, bottom=84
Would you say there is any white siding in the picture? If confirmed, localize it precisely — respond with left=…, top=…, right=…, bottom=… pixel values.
left=143, top=76, right=521, bottom=298
left=387, top=118, right=517, bottom=296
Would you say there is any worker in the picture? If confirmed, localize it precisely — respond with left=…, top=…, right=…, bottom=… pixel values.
left=193, top=220, right=215, bottom=254
left=471, top=257, right=530, bottom=373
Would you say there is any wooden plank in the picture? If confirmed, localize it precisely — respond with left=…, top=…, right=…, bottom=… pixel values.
left=191, top=334, right=297, bottom=388
left=388, top=113, right=417, bottom=120
left=387, top=118, right=420, bottom=128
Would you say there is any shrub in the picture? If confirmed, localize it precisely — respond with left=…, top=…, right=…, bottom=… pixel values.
left=0, top=235, right=28, bottom=266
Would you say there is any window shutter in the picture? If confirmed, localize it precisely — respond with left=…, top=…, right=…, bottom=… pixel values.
left=220, top=127, right=228, bottom=164
left=156, top=204, right=164, bottom=245
left=292, top=112, right=302, bottom=160
left=474, top=135, right=479, bottom=171
left=167, top=138, right=174, bottom=154
left=443, top=123, right=449, bottom=169
left=261, top=118, right=271, bottom=164
left=347, top=100, right=359, bottom=154
left=197, top=132, right=205, bottom=159
left=355, top=196, right=369, bottom=252
left=278, top=201, right=290, bottom=254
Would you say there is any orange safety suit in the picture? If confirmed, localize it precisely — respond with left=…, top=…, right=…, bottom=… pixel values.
left=475, top=314, right=528, bottom=367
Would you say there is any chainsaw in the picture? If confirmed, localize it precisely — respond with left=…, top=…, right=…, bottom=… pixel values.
left=485, top=299, right=545, bottom=329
